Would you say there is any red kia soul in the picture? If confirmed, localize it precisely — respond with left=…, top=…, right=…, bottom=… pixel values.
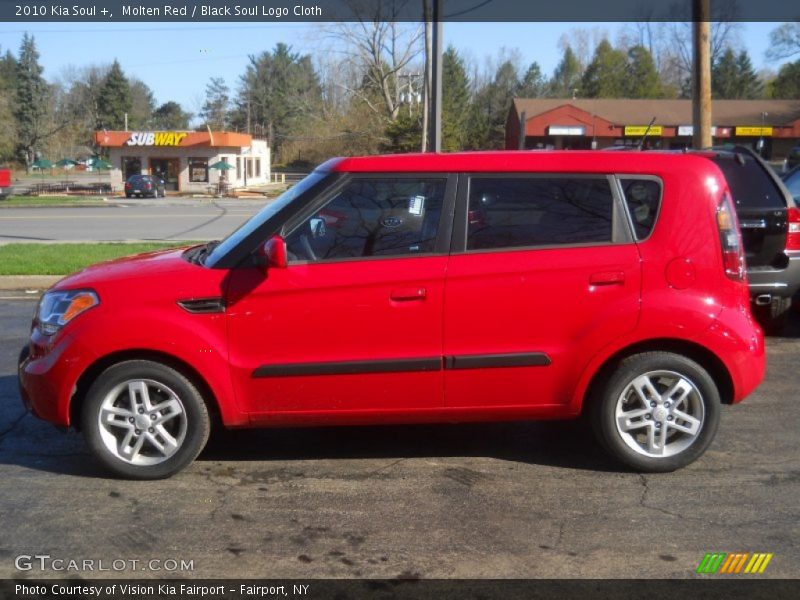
left=18, top=152, right=765, bottom=479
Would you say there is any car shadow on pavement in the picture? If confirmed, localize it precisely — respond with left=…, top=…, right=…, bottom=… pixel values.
left=198, top=419, right=623, bottom=473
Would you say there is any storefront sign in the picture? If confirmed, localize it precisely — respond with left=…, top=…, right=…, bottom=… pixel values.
left=677, top=125, right=719, bottom=136
left=624, top=125, right=663, bottom=136
left=734, top=126, right=773, bottom=137
left=126, top=132, right=189, bottom=146
left=548, top=125, right=586, bottom=136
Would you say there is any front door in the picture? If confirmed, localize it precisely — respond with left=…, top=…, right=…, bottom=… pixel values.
left=443, top=174, right=642, bottom=409
left=150, top=158, right=179, bottom=191
left=226, top=175, right=455, bottom=418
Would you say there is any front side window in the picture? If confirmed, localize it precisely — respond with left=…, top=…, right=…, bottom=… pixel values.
left=466, top=177, right=614, bottom=250
left=285, top=178, right=446, bottom=262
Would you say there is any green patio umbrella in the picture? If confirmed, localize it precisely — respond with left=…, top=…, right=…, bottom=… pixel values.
left=90, top=158, right=113, bottom=188
left=208, top=160, right=234, bottom=170
left=31, top=158, right=53, bottom=185
left=55, top=158, right=77, bottom=185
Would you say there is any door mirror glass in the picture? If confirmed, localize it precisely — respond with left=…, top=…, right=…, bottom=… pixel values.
left=309, top=217, right=327, bottom=238
left=258, top=235, right=287, bottom=269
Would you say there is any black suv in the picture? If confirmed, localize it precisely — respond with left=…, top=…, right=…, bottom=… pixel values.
left=124, top=174, right=166, bottom=198
left=689, top=146, right=800, bottom=333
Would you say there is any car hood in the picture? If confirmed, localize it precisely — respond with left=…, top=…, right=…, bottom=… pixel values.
left=52, top=246, right=198, bottom=289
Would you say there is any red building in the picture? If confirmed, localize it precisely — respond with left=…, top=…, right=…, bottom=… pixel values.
left=506, top=99, right=800, bottom=159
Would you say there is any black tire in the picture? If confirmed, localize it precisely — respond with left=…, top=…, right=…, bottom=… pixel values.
left=125, top=193, right=132, bottom=198
left=753, top=296, right=790, bottom=335
left=81, top=360, right=210, bottom=479
left=590, top=352, right=720, bottom=472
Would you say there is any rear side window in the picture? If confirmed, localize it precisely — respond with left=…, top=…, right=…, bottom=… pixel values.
left=710, top=154, right=785, bottom=209
left=466, top=177, right=613, bottom=250
left=619, top=178, right=662, bottom=240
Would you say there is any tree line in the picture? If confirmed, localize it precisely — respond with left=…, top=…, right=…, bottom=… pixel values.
left=1, top=21, right=799, bottom=170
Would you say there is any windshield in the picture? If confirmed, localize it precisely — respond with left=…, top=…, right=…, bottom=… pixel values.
left=204, top=170, right=328, bottom=267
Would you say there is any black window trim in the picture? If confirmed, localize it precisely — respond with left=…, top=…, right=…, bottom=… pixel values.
left=279, top=172, right=458, bottom=265
left=613, top=174, right=664, bottom=243
left=451, top=172, right=633, bottom=255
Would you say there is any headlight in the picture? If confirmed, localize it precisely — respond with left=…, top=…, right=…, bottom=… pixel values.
left=37, top=289, right=99, bottom=335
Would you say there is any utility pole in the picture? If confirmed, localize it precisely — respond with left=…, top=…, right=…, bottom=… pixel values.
left=692, top=0, right=712, bottom=149
left=422, top=1, right=432, bottom=153
left=428, top=0, right=443, bottom=153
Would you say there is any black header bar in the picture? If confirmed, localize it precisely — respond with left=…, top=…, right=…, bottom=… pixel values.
left=1, top=0, right=799, bottom=23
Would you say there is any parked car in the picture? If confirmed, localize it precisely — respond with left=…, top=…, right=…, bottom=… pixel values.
left=685, top=147, right=800, bottom=333
left=19, top=152, right=765, bottom=479
left=124, top=174, right=165, bottom=198
left=0, top=168, right=12, bottom=199
left=781, top=165, right=800, bottom=203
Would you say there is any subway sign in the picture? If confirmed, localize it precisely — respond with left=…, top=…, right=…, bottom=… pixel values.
left=126, top=132, right=188, bottom=146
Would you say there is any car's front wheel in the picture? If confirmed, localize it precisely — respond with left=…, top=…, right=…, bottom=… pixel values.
left=591, top=352, right=720, bottom=472
left=82, top=360, right=210, bottom=479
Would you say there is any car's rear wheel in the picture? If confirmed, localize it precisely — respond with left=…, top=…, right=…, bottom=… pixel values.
left=753, top=296, right=790, bottom=335
left=82, top=360, right=210, bottom=479
left=591, top=352, right=720, bottom=472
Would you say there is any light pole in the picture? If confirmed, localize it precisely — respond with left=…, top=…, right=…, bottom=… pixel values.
left=758, top=111, right=768, bottom=156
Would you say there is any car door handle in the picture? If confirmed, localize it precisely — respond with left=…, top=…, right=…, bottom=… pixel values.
left=390, top=287, right=427, bottom=301
left=590, top=271, right=625, bottom=286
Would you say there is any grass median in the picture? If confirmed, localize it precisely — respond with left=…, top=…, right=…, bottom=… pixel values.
left=0, top=242, right=200, bottom=276
left=0, top=195, right=112, bottom=207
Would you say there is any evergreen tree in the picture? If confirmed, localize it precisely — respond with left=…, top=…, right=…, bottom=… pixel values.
left=712, top=49, right=762, bottom=99
left=771, top=60, right=800, bottom=99
left=467, top=60, right=519, bottom=149
left=518, top=61, right=546, bottom=98
left=14, top=34, right=49, bottom=168
left=153, top=101, right=192, bottom=129
left=382, top=112, right=422, bottom=153
left=200, top=77, right=230, bottom=130
left=548, top=46, right=582, bottom=97
left=235, top=43, right=322, bottom=153
left=625, top=46, right=662, bottom=98
left=581, top=40, right=628, bottom=98
left=97, top=60, right=131, bottom=130
left=441, top=46, right=470, bottom=152
left=128, top=78, right=156, bottom=129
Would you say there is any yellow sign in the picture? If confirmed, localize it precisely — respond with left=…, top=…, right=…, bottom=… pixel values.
left=735, top=127, right=773, bottom=137
left=126, top=132, right=188, bottom=146
left=624, top=125, right=663, bottom=136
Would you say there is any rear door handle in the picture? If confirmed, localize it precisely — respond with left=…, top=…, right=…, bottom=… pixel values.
left=590, top=271, right=625, bottom=286
left=391, top=287, right=427, bottom=301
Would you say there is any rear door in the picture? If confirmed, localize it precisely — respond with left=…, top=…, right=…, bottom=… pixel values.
left=442, top=174, right=642, bottom=409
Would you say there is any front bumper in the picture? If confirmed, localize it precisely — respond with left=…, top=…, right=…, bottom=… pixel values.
left=18, top=330, right=98, bottom=427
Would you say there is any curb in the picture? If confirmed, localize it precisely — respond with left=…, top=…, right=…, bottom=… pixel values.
left=0, top=275, right=62, bottom=291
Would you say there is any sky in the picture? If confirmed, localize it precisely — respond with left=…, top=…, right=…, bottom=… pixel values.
left=0, top=20, right=786, bottom=120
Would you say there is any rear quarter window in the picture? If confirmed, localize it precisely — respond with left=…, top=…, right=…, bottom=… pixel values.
left=619, top=178, right=662, bottom=240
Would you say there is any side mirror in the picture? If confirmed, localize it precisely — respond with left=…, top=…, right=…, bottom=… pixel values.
left=258, top=235, right=287, bottom=269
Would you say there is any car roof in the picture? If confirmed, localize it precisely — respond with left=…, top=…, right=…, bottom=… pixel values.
left=324, top=150, right=718, bottom=176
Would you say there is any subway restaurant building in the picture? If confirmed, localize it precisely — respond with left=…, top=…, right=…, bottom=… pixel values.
left=94, top=130, right=271, bottom=193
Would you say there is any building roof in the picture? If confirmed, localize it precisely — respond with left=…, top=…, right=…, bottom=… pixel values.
left=95, top=131, right=253, bottom=148
left=511, top=98, right=800, bottom=126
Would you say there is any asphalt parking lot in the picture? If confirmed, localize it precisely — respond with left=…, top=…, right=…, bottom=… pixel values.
left=0, top=296, right=798, bottom=580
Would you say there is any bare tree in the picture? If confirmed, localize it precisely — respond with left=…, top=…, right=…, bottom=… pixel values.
left=320, top=0, right=424, bottom=121
left=766, top=23, right=800, bottom=61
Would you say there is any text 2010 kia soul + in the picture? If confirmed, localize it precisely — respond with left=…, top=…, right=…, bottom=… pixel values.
left=19, top=152, right=765, bottom=478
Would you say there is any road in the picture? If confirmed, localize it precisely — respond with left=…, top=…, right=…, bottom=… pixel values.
left=1, top=296, right=798, bottom=579
left=0, top=201, right=263, bottom=242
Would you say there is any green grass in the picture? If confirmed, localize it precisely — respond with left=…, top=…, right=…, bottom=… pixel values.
left=0, top=242, right=199, bottom=275
left=0, top=195, right=110, bottom=206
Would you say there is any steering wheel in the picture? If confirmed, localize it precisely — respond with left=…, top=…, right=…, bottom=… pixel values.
left=300, top=234, right=318, bottom=261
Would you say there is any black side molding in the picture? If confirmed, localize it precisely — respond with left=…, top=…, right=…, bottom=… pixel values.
left=446, top=352, right=551, bottom=370
left=253, top=357, right=442, bottom=378
left=252, top=352, right=551, bottom=378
